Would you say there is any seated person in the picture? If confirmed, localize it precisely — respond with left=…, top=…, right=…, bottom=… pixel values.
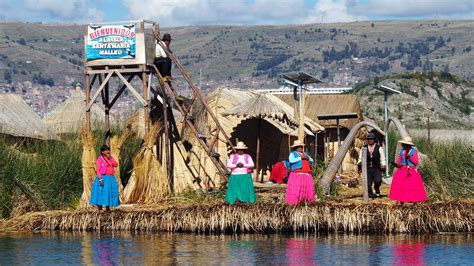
left=268, top=160, right=290, bottom=184
left=154, top=33, right=172, bottom=80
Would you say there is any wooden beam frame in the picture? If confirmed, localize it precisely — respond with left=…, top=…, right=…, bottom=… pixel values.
left=109, top=74, right=135, bottom=108
left=86, top=68, right=143, bottom=75
left=115, top=70, right=147, bottom=106
left=86, top=71, right=113, bottom=111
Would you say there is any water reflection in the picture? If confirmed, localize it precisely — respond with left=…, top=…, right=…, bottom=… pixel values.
left=91, top=237, right=120, bottom=265
left=286, top=238, right=316, bottom=265
left=0, top=232, right=472, bottom=265
left=392, top=240, right=426, bottom=266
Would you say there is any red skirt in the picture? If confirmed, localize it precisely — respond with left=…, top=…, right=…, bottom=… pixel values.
left=269, top=161, right=288, bottom=184
left=389, top=167, right=428, bottom=202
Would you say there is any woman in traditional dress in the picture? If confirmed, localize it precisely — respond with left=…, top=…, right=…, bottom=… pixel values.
left=225, top=141, right=256, bottom=204
left=268, top=160, right=290, bottom=184
left=90, top=145, right=120, bottom=210
left=389, top=137, right=428, bottom=203
left=285, top=140, right=316, bottom=205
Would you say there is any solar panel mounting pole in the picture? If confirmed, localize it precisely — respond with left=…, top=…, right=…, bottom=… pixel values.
left=282, top=72, right=322, bottom=143
left=373, top=84, right=401, bottom=178
left=298, top=79, right=304, bottom=140
left=383, top=92, right=389, bottom=177
left=336, top=118, right=341, bottom=175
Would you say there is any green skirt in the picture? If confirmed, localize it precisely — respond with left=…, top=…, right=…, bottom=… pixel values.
left=225, top=173, right=256, bottom=204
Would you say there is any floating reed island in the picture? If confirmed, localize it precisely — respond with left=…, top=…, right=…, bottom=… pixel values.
left=3, top=200, right=472, bottom=234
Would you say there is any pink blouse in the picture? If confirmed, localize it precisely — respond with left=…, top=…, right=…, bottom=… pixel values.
left=96, top=156, right=118, bottom=179
left=227, top=153, right=254, bottom=175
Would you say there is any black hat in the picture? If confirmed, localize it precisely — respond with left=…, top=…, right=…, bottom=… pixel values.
left=162, top=33, right=172, bottom=41
left=366, top=132, right=376, bottom=140
left=100, top=144, right=110, bottom=152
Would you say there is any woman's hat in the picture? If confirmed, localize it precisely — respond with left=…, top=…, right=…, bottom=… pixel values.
left=398, top=137, right=415, bottom=146
left=290, top=140, right=305, bottom=148
left=234, top=141, right=248, bottom=150
left=162, top=33, right=172, bottom=41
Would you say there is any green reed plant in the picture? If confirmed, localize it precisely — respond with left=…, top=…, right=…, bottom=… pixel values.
left=416, top=137, right=473, bottom=199
left=387, top=130, right=473, bottom=199
left=0, top=126, right=143, bottom=218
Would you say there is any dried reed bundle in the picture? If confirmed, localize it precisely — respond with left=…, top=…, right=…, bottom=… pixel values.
left=78, top=131, right=97, bottom=209
left=123, top=123, right=171, bottom=203
left=110, top=127, right=131, bottom=202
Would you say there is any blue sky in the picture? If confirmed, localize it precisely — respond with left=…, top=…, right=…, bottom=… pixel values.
left=1, top=0, right=473, bottom=25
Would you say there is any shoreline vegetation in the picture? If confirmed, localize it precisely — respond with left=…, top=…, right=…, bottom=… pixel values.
left=0, top=128, right=473, bottom=233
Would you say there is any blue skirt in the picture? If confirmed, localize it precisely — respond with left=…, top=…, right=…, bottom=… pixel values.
left=90, top=175, right=120, bottom=207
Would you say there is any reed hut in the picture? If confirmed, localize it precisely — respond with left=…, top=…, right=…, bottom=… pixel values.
left=43, top=85, right=108, bottom=137
left=200, top=88, right=324, bottom=181
left=0, top=93, right=48, bottom=139
left=279, top=94, right=364, bottom=172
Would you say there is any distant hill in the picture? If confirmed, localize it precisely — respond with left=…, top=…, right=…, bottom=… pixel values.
left=0, top=21, right=472, bottom=129
left=355, top=72, right=473, bottom=129
left=1, top=20, right=474, bottom=88
left=0, top=23, right=84, bottom=86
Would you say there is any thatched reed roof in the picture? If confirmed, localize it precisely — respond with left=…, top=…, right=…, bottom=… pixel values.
left=43, top=85, right=106, bottom=135
left=0, top=93, right=48, bottom=139
left=279, top=94, right=363, bottom=129
left=223, top=94, right=298, bottom=126
left=209, top=88, right=323, bottom=136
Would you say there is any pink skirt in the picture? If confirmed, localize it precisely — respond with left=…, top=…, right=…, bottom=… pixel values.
left=285, top=172, right=316, bottom=205
left=389, top=167, right=428, bottom=202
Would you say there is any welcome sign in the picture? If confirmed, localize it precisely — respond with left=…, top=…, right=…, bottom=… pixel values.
left=86, top=25, right=136, bottom=60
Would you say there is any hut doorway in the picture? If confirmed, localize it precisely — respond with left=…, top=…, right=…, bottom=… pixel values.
left=231, top=118, right=284, bottom=181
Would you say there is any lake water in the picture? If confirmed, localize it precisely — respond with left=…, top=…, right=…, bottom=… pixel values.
left=0, top=232, right=472, bottom=265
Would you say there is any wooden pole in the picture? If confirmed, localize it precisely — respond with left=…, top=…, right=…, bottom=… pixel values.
left=85, top=74, right=91, bottom=134
left=288, top=134, right=291, bottom=154
left=337, top=118, right=341, bottom=176
left=324, top=131, right=327, bottom=163
left=142, top=70, right=149, bottom=139
left=361, top=146, right=369, bottom=203
left=162, top=83, right=172, bottom=192
left=256, top=117, right=262, bottom=182
left=104, top=74, right=110, bottom=146
left=383, top=92, right=389, bottom=177
left=314, top=133, right=318, bottom=161
left=297, top=81, right=305, bottom=141
left=141, top=21, right=149, bottom=140
left=427, top=116, right=431, bottom=148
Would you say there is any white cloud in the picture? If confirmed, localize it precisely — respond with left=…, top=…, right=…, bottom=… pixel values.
left=306, top=0, right=367, bottom=23
left=123, top=0, right=307, bottom=26
left=349, top=0, right=474, bottom=18
left=0, top=0, right=104, bottom=22
left=1, top=0, right=473, bottom=25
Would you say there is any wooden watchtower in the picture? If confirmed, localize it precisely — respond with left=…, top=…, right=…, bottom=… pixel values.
left=83, top=20, right=234, bottom=190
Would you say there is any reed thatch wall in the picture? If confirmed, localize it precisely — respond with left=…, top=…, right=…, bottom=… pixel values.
left=44, top=85, right=110, bottom=136
left=0, top=93, right=48, bottom=139
left=5, top=201, right=472, bottom=234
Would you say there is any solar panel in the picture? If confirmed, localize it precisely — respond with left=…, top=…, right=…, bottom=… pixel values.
left=281, top=72, right=322, bottom=85
left=373, top=84, right=401, bottom=94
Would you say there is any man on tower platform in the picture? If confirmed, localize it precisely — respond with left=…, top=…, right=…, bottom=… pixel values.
left=155, top=33, right=173, bottom=81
